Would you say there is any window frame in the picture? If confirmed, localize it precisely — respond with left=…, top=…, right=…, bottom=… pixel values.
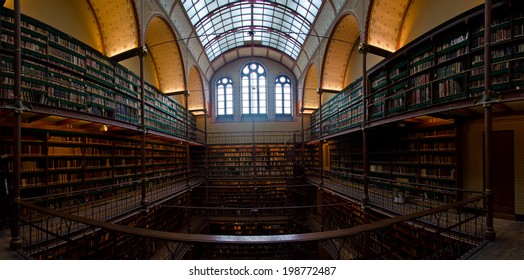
left=241, top=62, right=267, bottom=116
left=274, top=75, right=292, bottom=115
left=216, top=76, right=234, bottom=116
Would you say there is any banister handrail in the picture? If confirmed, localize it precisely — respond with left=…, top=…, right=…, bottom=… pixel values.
left=15, top=194, right=486, bottom=245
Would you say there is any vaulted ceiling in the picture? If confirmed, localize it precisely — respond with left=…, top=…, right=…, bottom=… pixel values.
left=181, top=0, right=322, bottom=61
left=5, top=0, right=484, bottom=113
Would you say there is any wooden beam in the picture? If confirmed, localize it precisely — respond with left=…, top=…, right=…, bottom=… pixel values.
left=318, top=88, right=340, bottom=94
left=27, top=114, right=49, bottom=123
left=368, top=44, right=393, bottom=58
left=427, top=113, right=453, bottom=120
left=493, top=103, right=513, bottom=112
left=457, top=108, right=483, bottom=117
left=109, top=47, right=145, bottom=62
left=403, top=118, right=424, bottom=123
left=79, top=123, right=100, bottom=129
left=0, top=109, right=12, bottom=118
left=55, top=118, right=78, bottom=126
left=165, top=90, right=189, bottom=96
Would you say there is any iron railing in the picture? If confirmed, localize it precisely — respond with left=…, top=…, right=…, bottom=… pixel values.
left=13, top=191, right=486, bottom=259
left=207, top=131, right=300, bottom=145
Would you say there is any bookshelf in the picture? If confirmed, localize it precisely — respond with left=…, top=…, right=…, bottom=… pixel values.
left=206, top=144, right=294, bottom=180
left=407, top=44, right=433, bottom=109
left=191, top=182, right=315, bottom=218
left=0, top=147, right=9, bottom=229
left=194, top=242, right=318, bottom=260
left=328, top=133, right=363, bottom=185
left=325, top=121, right=459, bottom=200
left=303, top=143, right=320, bottom=175
left=190, top=183, right=316, bottom=259
left=0, top=7, right=196, bottom=141
left=311, top=1, right=524, bottom=137
left=386, top=60, right=408, bottom=115
left=434, top=29, right=468, bottom=103
left=322, top=191, right=365, bottom=230
left=369, top=70, right=387, bottom=120
left=0, top=127, right=187, bottom=207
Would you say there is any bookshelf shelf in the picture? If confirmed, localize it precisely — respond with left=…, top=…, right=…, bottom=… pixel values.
left=0, top=125, right=187, bottom=205
left=312, top=1, right=524, bottom=137
left=1, top=6, right=196, bottom=142
left=326, top=122, right=459, bottom=194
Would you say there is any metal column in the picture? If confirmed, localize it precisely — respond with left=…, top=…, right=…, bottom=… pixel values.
left=483, top=0, right=496, bottom=241
left=9, top=0, right=22, bottom=250
left=359, top=43, right=370, bottom=208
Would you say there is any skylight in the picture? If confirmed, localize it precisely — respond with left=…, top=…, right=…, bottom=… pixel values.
left=182, top=0, right=322, bottom=61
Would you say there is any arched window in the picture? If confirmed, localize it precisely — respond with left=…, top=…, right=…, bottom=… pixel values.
left=241, top=62, right=266, bottom=114
left=216, top=77, right=233, bottom=115
left=275, top=75, right=292, bottom=115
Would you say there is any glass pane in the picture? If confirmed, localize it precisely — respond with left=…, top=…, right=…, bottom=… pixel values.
left=284, top=84, right=291, bottom=94
left=182, top=1, right=320, bottom=60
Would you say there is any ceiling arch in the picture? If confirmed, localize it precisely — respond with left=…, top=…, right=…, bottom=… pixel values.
left=187, top=66, right=206, bottom=113
left=321, top=13, right=360, bottom=91
left=301, top=63, right=320, bottom=112
left=366, top=0, right=411, bottom=52
left=88, top=0, right=139, bottom=56
left=145, top=16, right=185, bottom=93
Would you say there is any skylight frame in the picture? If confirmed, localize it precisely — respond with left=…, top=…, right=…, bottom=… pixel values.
left=182, top=0, right=321, bottom=61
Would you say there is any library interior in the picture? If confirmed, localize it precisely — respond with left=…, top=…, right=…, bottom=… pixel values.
left=1, top=0, right=524, bottom=260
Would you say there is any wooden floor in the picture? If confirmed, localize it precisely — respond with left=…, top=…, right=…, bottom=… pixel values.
left=467, top=218, right=524, bottom=260
left=0, top=229, right=25, bottom=260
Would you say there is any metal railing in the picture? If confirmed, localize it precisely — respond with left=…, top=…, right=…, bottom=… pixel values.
left=13, top=170, right=202, bottom=252
left=13, top=191, right=486, bottom=259
left=8, top=165, right=488, bottom=260
left=306, top=169, right=484, bottom=216
left=207, top=131, right=300, bottom=145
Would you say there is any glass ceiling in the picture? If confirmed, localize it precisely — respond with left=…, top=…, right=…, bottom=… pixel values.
left=182, top=0, right=322, bottom=61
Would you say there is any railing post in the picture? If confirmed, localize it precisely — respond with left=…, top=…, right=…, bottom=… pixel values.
left=184, top=90, right=191, bottom=188
left=203, top=109, right=209, bottom=206
left=359, top=42, right=370, bottom=208
left=317, top=89, right=324, bottom=188
left=138, top=46, right=148, bottom=208
left=359, top=42, right=371, bottom=258
left=9, top=0, right=23, bottom=250
left=317, top=187, right=325, bottom=231
left=482, top=0, right=496, bottom=241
